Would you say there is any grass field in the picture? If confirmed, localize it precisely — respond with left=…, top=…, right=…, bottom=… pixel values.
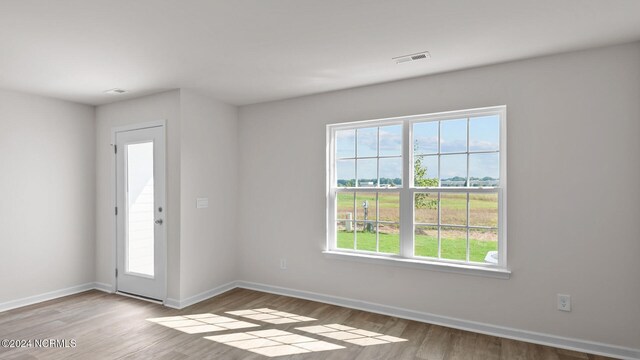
left=337, top=190, right=498, bottom=263
left=337, top=230, right=497, bottom=263
left=338, top=191, right=497, bottom=227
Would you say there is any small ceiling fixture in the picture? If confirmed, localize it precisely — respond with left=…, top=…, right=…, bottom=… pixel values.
left=104, top=88, right=127, bottom=95
left=393, top=51, right=431, bottom=64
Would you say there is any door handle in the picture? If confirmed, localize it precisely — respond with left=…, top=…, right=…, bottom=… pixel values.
left=154, top=219, right=163, bottom=225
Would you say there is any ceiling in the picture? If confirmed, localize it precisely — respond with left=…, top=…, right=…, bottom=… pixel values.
left=1, top=0, right=640, bottom=106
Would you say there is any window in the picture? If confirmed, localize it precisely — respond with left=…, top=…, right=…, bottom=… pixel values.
left=327, top=106, right=507, bottom=275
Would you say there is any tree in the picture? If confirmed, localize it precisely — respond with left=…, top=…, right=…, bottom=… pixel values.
left=414, top=141, right=438, bottom=209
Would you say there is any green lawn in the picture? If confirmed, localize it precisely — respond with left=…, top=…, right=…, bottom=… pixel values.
left=337, top=231, right=497, bottom=263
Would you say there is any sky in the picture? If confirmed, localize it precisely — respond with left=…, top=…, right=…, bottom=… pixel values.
left=336, top=115, right=500, bottom=185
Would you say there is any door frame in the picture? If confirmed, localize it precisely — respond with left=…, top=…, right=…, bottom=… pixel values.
left=110, top=120, right=167, bottom=302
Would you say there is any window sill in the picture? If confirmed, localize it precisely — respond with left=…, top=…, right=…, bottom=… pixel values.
left=322, top=251, right=511, bottom=279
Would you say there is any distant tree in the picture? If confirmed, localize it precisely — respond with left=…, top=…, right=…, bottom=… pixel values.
left=414, top=141, right=438, bottom=209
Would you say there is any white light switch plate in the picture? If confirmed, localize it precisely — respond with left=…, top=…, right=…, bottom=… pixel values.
left=196, top=197, right=209, bottom=208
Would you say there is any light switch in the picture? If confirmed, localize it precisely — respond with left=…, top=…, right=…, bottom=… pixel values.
left=196, top=197, right=209, bottom=208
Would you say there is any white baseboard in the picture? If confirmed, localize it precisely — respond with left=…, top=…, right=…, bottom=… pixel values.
left=93, top=282, right=114, bottom=293
left=235, top=281, right=640, bottom=360
left=164, top=297, right=181, bottom=309
left=164, top=281, right=238, bottom=309
left=0, top=283, right=95, bottom=313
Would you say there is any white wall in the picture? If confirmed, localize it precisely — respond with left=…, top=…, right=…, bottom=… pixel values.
left=237, top=42, right=640, bottom=348
left=94, top=89, right=239, bottom=303
left=95, top=90, right=182, bottom=299
left=0, top=89, right=95, bottom=303
left=179, top=89, right=239, bottom=299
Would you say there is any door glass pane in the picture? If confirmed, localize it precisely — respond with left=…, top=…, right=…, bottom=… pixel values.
left=126, top=142, right=155, bottom=276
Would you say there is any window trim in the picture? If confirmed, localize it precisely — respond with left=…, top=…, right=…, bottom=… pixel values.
left=326, top=106, right=508, bottom=277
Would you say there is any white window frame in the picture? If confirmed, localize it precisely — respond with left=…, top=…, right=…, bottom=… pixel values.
left=325, top=106, right=510, bottom=279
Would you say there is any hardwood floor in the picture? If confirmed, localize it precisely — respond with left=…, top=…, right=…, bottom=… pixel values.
left=0, top=289, right=616, bottom=359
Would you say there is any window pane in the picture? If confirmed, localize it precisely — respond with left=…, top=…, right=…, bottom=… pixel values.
left=441, top=193, right=467, bottom=226
left=379, top=157, right=402, bottom=187
left=469, top=115, right=499, bottom=152
left=336, top=129, right=355, bottom=158
left=126, top=142, right=155, bottom=276
left=337, top=221, right=354, bottom=250
left=469, top=153, right=499, bottom=187
left=469, top=228, right=498, bottom=263
left=469, top=193, right=498, bottom=227
left=378, top=192, right=399, bottom=222
left=413, top=121, right=438, bottom=155
left=336, top=192, right=354, bottom=220
left=355, top=222, right=376, bottom=252
left=357, top=127, right=378, bottom=157
left=379, top=125, right=402, bottom=156
left=355, top=192, right=377, bottom=221
left=414, top=155, right=438, bottom=187
left=336, top=159, right=355, bottom=187
left=440, top=119, right=467, bottom=153
left=415, top=192, right=438, bottom=224
left=356, top=158, right=377, bottom=187
left=440, top=154, right=467, bottom=187
left=415, top=226, right=438, bottom=258
left=440, top=226, right=467, bottom=261
left=378, top=225, right=399, bottom=254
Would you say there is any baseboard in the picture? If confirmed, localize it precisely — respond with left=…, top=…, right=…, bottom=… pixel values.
left=93, top=282, right=114, bottom=293
left=164, top=281, right=238, bottom=309
left=164, top=297, right=181, bottom=309
left=0, top=282, right=95, bottom=313
left=236, top=281, right=640, bottom=360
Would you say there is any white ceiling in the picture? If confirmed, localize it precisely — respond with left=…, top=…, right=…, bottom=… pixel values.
left=1, top=0, right=640, bottom=106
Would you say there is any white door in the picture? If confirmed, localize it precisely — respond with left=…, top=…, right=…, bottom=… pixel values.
left=115, top=125, right=166, bottom=301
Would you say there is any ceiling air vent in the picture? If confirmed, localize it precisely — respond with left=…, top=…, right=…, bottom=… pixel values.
left=393, top=51, right=431, bottom=64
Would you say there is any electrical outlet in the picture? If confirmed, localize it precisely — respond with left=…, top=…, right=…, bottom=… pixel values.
left=557, top=294, right=571, bottom=312
left=279, top=259, right=287, bottom=270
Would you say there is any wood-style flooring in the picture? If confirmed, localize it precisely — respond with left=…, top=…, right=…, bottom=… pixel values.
left=0, top=289, right=616, bottom=359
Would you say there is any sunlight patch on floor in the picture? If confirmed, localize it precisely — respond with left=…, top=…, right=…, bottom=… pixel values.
left=146, top=313, right=259, bottom=333
left=148, top=312, right=407, bottom=356
left=296, top=324, right=408, bottom=346
left=204, top=329, right=345, bottom=357
left=225, top=308, right=316, bottom=324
